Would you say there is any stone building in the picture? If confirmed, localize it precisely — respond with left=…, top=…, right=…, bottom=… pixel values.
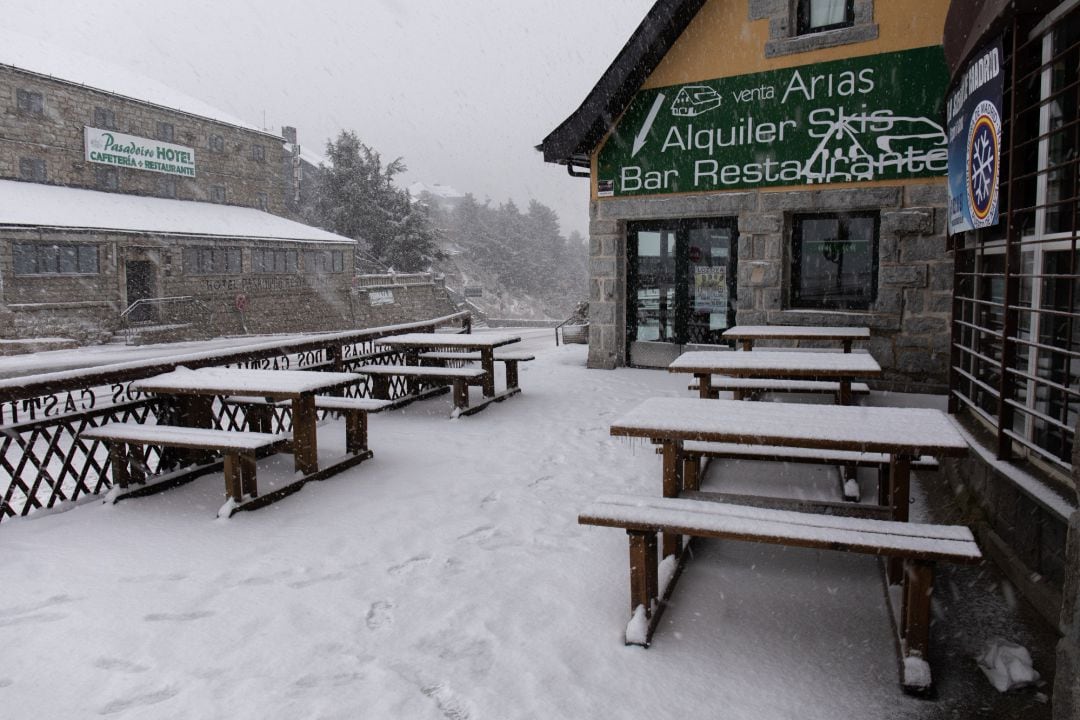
left=540, top=0, right=954, bottom=392
left=0, top=40, right=360, bottom=343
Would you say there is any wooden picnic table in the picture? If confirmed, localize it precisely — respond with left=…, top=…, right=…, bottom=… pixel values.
left=669, top=349, right=881, bottom=405
left=609, top=396, right=969, bottom=581
left=132, top=367, right=362, bottom=477
left=722, top=324, right=870, bottom=352
left=373, top=332, right=522, bottom=399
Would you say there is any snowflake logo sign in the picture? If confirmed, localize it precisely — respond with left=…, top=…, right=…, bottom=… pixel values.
left=966, top=100, right=1001, bottom=228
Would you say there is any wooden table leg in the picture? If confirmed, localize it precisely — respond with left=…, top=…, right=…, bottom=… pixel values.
left=838, top=379, right=852, bottom=406
left=887, top=454, right=912, bottom=584
left=223, top=452, right=243, bottom=502
left=480, top=348, right=496, bottom=397
left=843, top=339, right=853, bottom=353
left=661, top=439, right=684, bottom=559
left=902, top=559, right=935, bottom=661
left=291, top=394, right=318, bottom=475
left=109, top=443, right=130, bottom=489
left=505, top=360, right=519, bottom=390
left=628, top=530, right=659, bottom=623
left=696, top=373, right=711, bottom=400
left=741, top=339, right=753, bottom=352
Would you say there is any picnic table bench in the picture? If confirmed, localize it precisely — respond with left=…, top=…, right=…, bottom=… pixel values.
left=80, top=422, right=289, bottom=513
left=579, top=493, right=982, bottom=692
left=670, top=350, right=881, bottom=405
left=687, top=377, right=871, bottom=401
left=418, top=350, right=535, bottom=390
left=722, top=325, right=870, bottom=352
left=353, top=364, right=487, bottom=416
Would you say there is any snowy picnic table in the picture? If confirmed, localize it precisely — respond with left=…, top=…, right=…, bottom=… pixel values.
left=132, top=366, right=363, bottom=477
left=609, top=397, right=969, bottom=568
left=373, top=332, right=522, bottom=400
left=669, top=350, right=881, bottom=404
left=722, top=324, right=870, bottom=352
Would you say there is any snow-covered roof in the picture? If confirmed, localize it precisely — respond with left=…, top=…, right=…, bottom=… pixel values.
left=0, top=32, right=279, bottom=140
left=287, top=144, right=330, bottom=169
left=0, top=179, right=355, bottom=244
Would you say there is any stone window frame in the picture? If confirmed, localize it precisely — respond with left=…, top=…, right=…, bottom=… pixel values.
left=252, top=247, right=298, bottom=274
left=183, top=246, right=241, bottom=275
left=210, top=185, right=226, bottom=204
left=209, top=134, right=225, bottom=153
left=752, top=0, right=878, bottom=58
left=93, top=106, right=116, bottom=130
left=13, top=242, right=99, bottom=276
left=788, top=210, right=880, bottom=311
left=156, top=122, right=175, bottom=143
left=18, top=157, right=46, bottom=182
left=251, top=143, right=266, bottom=163
left=303, top=249, right=346, bottom=274
left=95, top=166, right=118, bottom=191
left=16, top=88, right=43, bottom=116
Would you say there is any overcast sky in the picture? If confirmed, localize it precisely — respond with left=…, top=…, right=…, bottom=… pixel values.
left=6, top=0, right=657, bottom=237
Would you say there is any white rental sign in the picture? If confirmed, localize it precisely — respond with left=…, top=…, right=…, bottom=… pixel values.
left=84, top=127, right=196, bottom=177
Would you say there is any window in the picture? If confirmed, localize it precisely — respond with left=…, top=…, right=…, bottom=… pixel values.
left=95, top=166, right=118, bottom=190
left=13, top=244, right=98, bottom=275
left=157, top=176, right=177, bottom=199
left=255, top=192, right=269, bottom=211
left=156, top=122, right=174, bottom=142
left=304, top=250, right=345, bottom=274
left=18, top=158, right=46, bottom=182
left=93, top=106, right=116, bottom=129
left=252, top=144, right=265, bottom=162
left=210, top=185, right=226, bottom=203
left=183, top=247, right=241, bottom=275
left=790, top=212, right=877, bottom=310
left=16, top=89, right=43, bottom=115
left=797, top=0, right=854, bottom=35
left=252, top=248, right=298, bottom=273
left=209, top=134, right=225, bottom=153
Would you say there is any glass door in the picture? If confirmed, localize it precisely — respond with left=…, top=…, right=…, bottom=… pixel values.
left=628, top=218, right=738, bottom=349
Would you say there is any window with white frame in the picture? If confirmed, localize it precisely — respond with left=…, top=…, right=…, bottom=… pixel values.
left=797, top=0, right=854, bottom=35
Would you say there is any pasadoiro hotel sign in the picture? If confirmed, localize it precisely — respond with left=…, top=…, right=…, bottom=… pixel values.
left=84, top=127, right=196, bottom=178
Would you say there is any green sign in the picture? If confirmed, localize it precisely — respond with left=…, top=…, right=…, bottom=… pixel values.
left=84, top=127, right=196, bottom=178
left=597, top=46, right=949, bottom=197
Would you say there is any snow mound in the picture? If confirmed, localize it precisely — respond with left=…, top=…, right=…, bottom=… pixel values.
left=976, top=638, right=1041, bottom=692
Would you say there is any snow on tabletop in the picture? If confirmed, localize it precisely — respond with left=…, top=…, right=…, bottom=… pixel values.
left=669, top=350, right=880, bottom=373
left=3, top=340, right=1012, bottom=719
left=0, top=180, right=353, bottom=244
left=373, top=332, right=522, bottom=347
left=723, top=325, right=871, bottom=339
left=611, top=397, right=969, bottom=452
left=81, top=422, right=288, bottom=450
left=131, top=366, right=361, bottom=395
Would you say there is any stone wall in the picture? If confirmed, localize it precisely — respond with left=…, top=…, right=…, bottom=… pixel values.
left=588, top=181, right=951, bottom=390
left=350, top=283, right=460, bottom=329
left=0, top=66, right=286, bottom=216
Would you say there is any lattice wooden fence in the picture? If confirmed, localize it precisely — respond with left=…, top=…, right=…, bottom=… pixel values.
left=0, top=312, right=470, bottom=523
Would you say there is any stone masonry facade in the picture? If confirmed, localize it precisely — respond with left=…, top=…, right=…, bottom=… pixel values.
left=588, top=182, right=952, bottom=392
left=0, top=66, right=287, bottom=217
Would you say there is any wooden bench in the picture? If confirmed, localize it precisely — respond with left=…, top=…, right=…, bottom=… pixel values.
left=578, top=493, right=982, bottom=692
left=353, top=364, right=486, bottom=413
left=680, top=440, right=939, bottom=506
left=223, top=395, right=392, bottom=454
left=80, top=422, right=288, bottom=504
left=418, top=350, right=535, bottom=390
left=690, top=377, right=871, bottom=401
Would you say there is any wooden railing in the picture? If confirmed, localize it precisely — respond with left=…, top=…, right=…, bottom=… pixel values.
left=0, top=311, right=470, bottom=523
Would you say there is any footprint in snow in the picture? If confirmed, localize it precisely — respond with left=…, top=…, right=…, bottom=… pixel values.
left=93, top=657, right=149, bottom=674
left=288, top=571, right=347, bottom=589
left=143, top=610, right=214, bottom=622
left=98, top=686, right=179, bottom=715
left=365, top=601, right=393, bottom=630
left=421, top=681, right=474, bottom=720
left=388, top=554, right=432, bottom=576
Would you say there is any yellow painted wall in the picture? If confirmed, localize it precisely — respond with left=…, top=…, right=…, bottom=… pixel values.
left=644, top=0, right=948, bottom=89
left=590, top=0, right=949, bottom=197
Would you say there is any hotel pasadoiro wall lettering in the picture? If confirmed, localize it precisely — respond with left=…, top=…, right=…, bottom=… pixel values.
left=597, top=46, right=949, bottom=197
left=202, top=276, right=332, bottom=293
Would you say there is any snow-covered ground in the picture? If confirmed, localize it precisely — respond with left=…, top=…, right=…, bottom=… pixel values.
left=1, top=336, right=1049, bottom=719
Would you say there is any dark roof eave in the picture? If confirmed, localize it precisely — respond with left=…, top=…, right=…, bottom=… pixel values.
left=538, top=0, right=707, bottom=165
